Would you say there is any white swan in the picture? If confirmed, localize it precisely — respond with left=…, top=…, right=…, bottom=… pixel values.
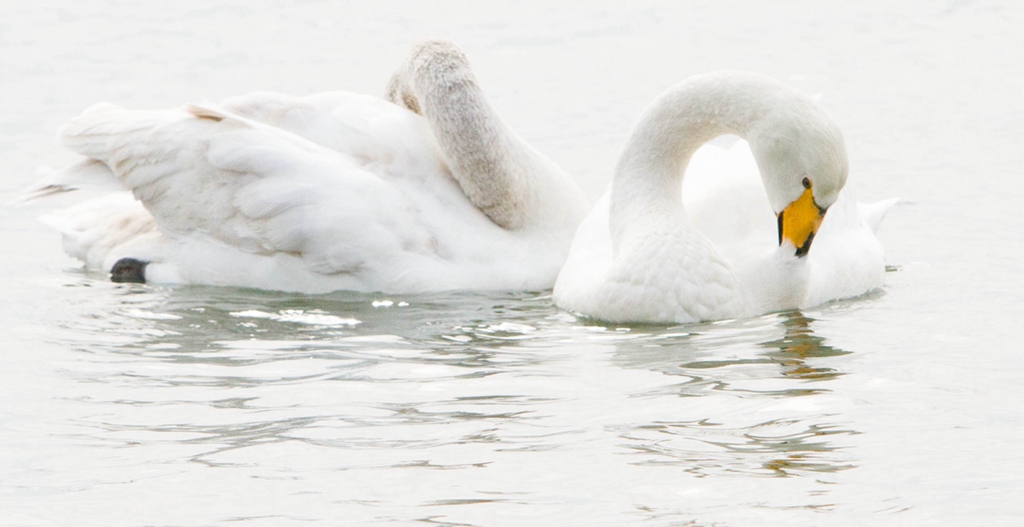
left=553, top=71, right=894, bottom=323
left=23, top=40, right=589, bottom=293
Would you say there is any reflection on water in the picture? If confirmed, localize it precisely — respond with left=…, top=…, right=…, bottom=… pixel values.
left=609, top=311, right=858, bottom=481
left=760, top=312, right=853, bottom=382
left=22, top=279, right=868, bottom=523
left=610, top=311, right=853, bottom=394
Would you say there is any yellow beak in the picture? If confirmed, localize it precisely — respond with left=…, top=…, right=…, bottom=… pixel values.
left=777, top=185, right=827, bottom=257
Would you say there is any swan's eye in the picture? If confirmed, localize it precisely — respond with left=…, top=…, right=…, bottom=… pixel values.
left=801, top=177, right=811, bottom=189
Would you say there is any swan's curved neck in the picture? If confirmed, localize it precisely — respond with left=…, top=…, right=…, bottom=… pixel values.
left=611, top=73, right=790, bottom=234
left=387, top=41, right=530, bottom=230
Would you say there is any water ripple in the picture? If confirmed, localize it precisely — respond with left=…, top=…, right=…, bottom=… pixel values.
left=22, top=283, right=878, bottom=525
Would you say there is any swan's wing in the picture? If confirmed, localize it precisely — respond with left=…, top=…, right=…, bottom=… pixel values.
left=58, top=102, right=438, bottom=276
left=219, top=91, right=448, bottom=181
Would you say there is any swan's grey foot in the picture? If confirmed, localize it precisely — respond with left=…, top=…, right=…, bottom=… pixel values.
left=110, top=258, right=148, bottom=283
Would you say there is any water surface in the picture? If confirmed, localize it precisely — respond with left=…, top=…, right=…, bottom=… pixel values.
left=2, top=1, right=1022, bottom=525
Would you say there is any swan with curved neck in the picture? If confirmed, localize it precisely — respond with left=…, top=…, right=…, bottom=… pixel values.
left=24, top=40, right=589, bottom=293
left=554, top=71, right=870, bottom=323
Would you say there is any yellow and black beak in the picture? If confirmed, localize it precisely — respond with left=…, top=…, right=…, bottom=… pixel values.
left=776, top=179, right=828, bottom=257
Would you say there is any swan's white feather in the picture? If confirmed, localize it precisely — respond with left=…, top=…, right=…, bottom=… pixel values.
left=39, top=193, right=155, bottom=268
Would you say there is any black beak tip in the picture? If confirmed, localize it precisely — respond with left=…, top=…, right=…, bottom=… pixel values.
left=794, top=231, right=815, bottom=258
left=776, top=211, right=784, bottom=246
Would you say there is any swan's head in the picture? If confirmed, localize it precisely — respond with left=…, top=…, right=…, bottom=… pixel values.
left=749, top=103, right=848, bottom=257
left=385, top=40, right=474, bottom=116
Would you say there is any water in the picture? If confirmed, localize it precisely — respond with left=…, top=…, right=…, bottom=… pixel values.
left=2, top=1, right=1023, bottom=525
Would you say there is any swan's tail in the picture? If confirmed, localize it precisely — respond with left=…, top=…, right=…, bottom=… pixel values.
left=38, top=193, right=159, bottom=270
left=9, top=159, right=122, bottom=205
left=11, top=102, right=187, bottom=206
left=859, top=197, right=899, bottom=233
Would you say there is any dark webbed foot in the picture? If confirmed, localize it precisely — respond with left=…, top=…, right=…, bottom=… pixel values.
left=110, top=258, right=149, bottom=283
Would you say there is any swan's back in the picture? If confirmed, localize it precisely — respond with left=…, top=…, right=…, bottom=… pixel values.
left=220, top=91, right=445, bottom=177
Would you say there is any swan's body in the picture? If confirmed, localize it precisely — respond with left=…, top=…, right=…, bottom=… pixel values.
left=553, top=71, right=893, bottom=323
left=27, top=41, right=589, bottom=293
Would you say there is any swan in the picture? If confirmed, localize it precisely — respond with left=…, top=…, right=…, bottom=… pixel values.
left=21, top=40, right=589, bottom=293
left=553, top=71, right=894, bottom=323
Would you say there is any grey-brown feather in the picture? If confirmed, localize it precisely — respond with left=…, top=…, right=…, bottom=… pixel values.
left=385, top=40, right=531, bottom=231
